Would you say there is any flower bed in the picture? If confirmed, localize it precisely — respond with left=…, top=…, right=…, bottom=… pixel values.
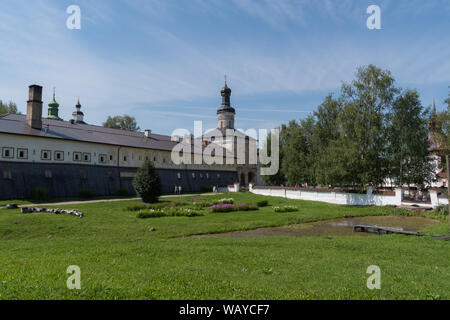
left=137, top=207, right=204, bottom=219
left=208, top=203, right=258, bottom=213
left=273, top=206, right=298, bottom=213
left=193, top=198, right=235, bottom=208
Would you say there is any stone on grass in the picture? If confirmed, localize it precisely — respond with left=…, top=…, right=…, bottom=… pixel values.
left=20, top=207, right=83, bottom=218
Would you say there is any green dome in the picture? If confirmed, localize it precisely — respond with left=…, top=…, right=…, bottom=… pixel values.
left=47, top=89, right=63, bottom=121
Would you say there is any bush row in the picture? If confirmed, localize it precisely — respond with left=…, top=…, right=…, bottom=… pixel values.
left=273, top=206, right=298, bottom=213
left=137, top=207, right=204, bottom=219
left=207, top=203, right=259, bottom=213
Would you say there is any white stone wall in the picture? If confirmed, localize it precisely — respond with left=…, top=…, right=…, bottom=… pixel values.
left=250, top=186, right=443, bottom=208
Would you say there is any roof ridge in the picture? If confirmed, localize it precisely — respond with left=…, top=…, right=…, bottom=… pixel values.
left=1, top=113, right=173, bottom=141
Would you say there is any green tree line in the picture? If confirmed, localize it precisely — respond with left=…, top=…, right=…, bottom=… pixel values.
left=262, top=65, right=444, bottom=191
left=0, top=100, right=19, bottom=115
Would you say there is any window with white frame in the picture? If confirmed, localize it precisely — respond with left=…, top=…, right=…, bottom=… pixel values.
left=83, top=153, right=91, bottom=162
left=2, top=147, right=14, bottom=159
left=41, top=150, right=51, bottom=160
left=99, top=154, right=107, bottom=163
left=55, top=151, right=64, bottom=161
left=17, top=148, right=28, bottom=159
left=73, top=152, right=82, bottom=161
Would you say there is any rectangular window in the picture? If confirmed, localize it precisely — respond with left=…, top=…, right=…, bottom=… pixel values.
left=54, top=151, right=64, bottom=161
left=109, top=155, right=113, bottom=161
left=41, top=150, right=51, bottom=160
left=2, top=147, right=14, bottom=159
left=17, top=148, right=28, bottom=159
left=83, top=153, right=91, bottom=162
left=177, top=173, right=181, bottom=179
left=99, top=154, right=107, bottom=163
left=73, top=152, right=82, bottom=161
left=123, top=156, right=127, bottom=162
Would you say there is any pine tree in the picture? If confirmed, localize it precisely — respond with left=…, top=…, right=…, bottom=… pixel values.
left=133, top=160, right=162, bottom=203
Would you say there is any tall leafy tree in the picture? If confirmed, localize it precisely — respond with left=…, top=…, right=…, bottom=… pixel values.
left=259, top=65, right=436, bottom=192
left=313, top=94, right=343, bottom=187
left=103, top=115, right=140, bottom=131
left=281, top=117, right=316, bottom=186
left=386, top=90, right=434, bottom=187
left=337, top=65, right=400, bottom=190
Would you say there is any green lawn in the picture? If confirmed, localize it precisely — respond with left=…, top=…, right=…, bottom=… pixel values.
left=0, top=192, right=448, bottom=300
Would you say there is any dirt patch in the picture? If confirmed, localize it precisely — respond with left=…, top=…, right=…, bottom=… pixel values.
left=195, top=216, right=440, bottom=238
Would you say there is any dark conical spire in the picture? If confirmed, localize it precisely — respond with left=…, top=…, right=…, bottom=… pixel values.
left=217, top=75, right=235, bottom=114
left=72, top=97, right=86, bottom=124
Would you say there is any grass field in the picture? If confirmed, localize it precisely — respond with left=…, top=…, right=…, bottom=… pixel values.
left=0, top=192, right=448, bottom=300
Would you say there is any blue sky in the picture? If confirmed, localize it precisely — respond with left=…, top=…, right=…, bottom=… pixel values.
left=0, top=0, right=449, bottom=136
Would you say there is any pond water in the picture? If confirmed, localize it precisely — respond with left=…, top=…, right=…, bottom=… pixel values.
left=195, top=216, right=440, bottom=238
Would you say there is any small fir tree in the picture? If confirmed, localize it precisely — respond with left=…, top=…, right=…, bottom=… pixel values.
left=133, top=160, right=162, bottom=203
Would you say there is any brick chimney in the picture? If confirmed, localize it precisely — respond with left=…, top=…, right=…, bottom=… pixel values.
left=26, top=85, right=43, bottom=130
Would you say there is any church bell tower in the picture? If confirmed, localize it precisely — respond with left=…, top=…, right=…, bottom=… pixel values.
left=217, top=77, right=236, bottom=131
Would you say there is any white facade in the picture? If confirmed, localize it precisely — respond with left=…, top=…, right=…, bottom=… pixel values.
left=0, top=132, right=238, bottom=172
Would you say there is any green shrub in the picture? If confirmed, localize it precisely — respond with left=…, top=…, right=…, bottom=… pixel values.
left=133, top=160, right=162, bottom=203
left=273, top=205, right=298, bottom=213
left=137, top=210, right=166, bottom=219
left=435, top=205, right=449, bottom=216
left=137, top=208, right=204, bottom=219
left=257, top=200, right=269, bottom=207
left=77, top=188, right=94, bottom=199
left=208, top=203, right=258, bottom=213
left=236, top=204, right=259, bottom=211
left=165, top=207, right=204, bottom=217
left=209, top=205, right=234, bottom=213
left=115, top=187, right=130, bottom=197
left=30, top=187, right=49, bottom=201
left=216, top=198, right=234, bottom=204
left=199, top=185, right=213, bottom=192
